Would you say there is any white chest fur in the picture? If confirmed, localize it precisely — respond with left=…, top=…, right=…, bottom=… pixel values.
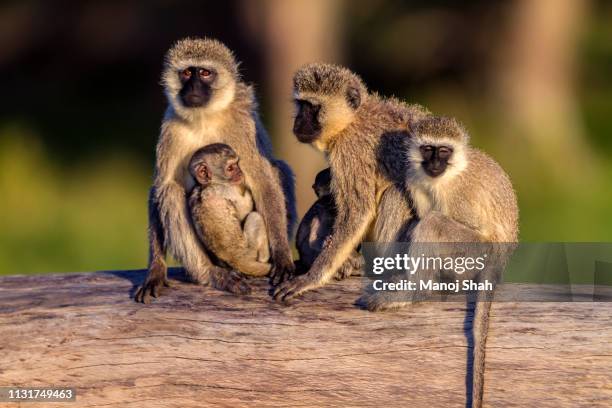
left=410, top=183, right=448, bottom=219
left=178, top=118, right=225, bottom=189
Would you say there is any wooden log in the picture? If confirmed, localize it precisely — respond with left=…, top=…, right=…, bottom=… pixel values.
left=0, top=270, right=610, bottom=407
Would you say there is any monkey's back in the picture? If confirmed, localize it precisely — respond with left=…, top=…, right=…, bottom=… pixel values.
left=296, top=197, right=336, bottom=268
left=449, top=148, right=519, bottom=242
left=330, top=96, right=430, bottom=194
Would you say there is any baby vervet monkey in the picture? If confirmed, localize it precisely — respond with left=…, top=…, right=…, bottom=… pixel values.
left=188, top=143, right=271, bottom=277
left=295, top=168, right=363, bottom=279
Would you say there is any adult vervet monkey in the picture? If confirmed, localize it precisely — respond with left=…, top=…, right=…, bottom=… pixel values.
left=273, top=63, right=430, bottom=302
left=365, top=116, right=519, bottom=408
left=136, top=38, right=296, bottom=303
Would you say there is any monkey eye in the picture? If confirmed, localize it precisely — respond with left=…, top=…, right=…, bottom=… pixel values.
left=199, top=68, right=212, bottom=78
left=420, top=145, right=434, bottom=159
left=181, top=69, right=192, bottom=78
left=438, top=146, right=453, bottom=159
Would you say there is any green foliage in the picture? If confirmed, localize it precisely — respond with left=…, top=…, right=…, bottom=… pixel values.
left=0, top=126, right=149, bottom=274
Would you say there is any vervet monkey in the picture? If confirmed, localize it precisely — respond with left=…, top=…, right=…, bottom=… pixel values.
left=295, top=168, right=363, bottom=279
left=188, top=143, right=270, bottom=277
left=273, top=63, right=430, bottom=302
left=136, top=37, right=296, bottom=303
left=365, top=116, right=519, bottom=408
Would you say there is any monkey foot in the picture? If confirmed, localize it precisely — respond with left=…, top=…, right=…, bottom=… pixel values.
left=209, top=267, right=251, bottom=295
left=272, top=274, right=316, bottom=303
left=358, top=292, right=412, bottom=312
left=135, top=276, right=172, bottom=304
left=269, top=253, right=295, bottom=286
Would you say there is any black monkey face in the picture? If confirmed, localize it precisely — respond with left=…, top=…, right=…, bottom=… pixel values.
left=178, top=67, right=217, bottom=108
left=420, top=145, right=453, bottom=178
left=293, top=99, right=322, bottom=143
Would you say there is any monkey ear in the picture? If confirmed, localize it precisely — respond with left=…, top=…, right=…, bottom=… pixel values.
left=196, top=163, right=211, bottom=185
left=346, top=85, right=361, bottom=110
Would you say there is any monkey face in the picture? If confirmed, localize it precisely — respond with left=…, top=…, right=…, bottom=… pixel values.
left=224, top=159, right=243, bottom=185
left=293, top=99, right=322, bottom=143
left=419, top=144, right=453, bottom=178
left=312, top=168, right=332, bottom=197
left=292, top=63, right=367, bottom=150
left=178, top=67, right=217, bottom=107
left=189, top=143, right=243, bottom=187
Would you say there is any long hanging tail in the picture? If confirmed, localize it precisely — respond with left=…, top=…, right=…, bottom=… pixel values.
left=471, top=299, right=492, bottom=408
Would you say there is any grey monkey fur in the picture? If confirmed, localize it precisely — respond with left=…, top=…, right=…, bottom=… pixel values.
left=365, top=115, right=519, bottom=408
left=188, top=144, right=271, bottom=278
left=136, top=37, right=296, bottom=303
left=295, top=168, right=364, bottom=279
left=274, top=62, right=430, bottom=302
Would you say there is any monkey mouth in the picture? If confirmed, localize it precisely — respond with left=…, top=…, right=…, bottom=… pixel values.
left=181, top=93, right=210, bottom=107
left=424, top=167, right=446, bottom=178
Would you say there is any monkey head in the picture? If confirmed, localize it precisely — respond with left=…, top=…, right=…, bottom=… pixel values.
left=312, top=168, right=332, bottom=198
left=292, top=63, right=367, bottom=151
left=189, top=143, right=243, bottom=187
left=162, top=37, right=239, bottom=118
left=407, top=116, right=469, bottom=182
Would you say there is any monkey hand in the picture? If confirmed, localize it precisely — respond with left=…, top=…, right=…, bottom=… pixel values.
left=135, top=261, right=172, bottom=304
left=209, top=266, right=251, bottom=295
left=272, top=273, right=318, bottom=303
left=269, top=250, right=295, bottom=286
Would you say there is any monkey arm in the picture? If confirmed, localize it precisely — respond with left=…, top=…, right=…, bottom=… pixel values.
left=274, top=187, right=376, bottom=302
left=246, top=159, right=295, bottom=283
left=195, top=199, right=271, bottom=277
left=135, top=187, right=170, bottom=303
left=411, top=211, right=485, bottom=243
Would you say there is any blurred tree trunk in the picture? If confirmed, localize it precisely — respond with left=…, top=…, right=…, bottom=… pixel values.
left=240, top=0, right=345, bottom=222
left=491, top=0, right=596, bottom=181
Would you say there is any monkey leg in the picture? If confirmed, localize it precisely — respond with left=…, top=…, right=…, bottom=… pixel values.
left=412, top=211, right=485, bottom=243
left=244, top=211, right=270, bottom=263
left=197, top=204, right=271, bottom=278
left=135, top=187, right=172, bottom=304
left=159, top=182, right=252, bottom=296
left=364, top=211, right=484, bottom=311
left=371, top=185, right=415, bottom=243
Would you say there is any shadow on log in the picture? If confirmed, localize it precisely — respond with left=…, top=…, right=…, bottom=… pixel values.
left=0, top=271, right=611, bottom=407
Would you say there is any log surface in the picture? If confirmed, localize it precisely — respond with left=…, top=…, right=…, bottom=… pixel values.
left=0, top=270, right=611, bottom=408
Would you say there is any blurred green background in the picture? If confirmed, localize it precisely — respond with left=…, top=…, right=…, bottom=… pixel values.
left=1, top=0, right=611, bottom=275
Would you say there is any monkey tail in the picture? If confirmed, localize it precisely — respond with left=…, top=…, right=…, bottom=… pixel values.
left=273, top=159, right=297, bottom=238
left=471, top=299, right=492, bottom=408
